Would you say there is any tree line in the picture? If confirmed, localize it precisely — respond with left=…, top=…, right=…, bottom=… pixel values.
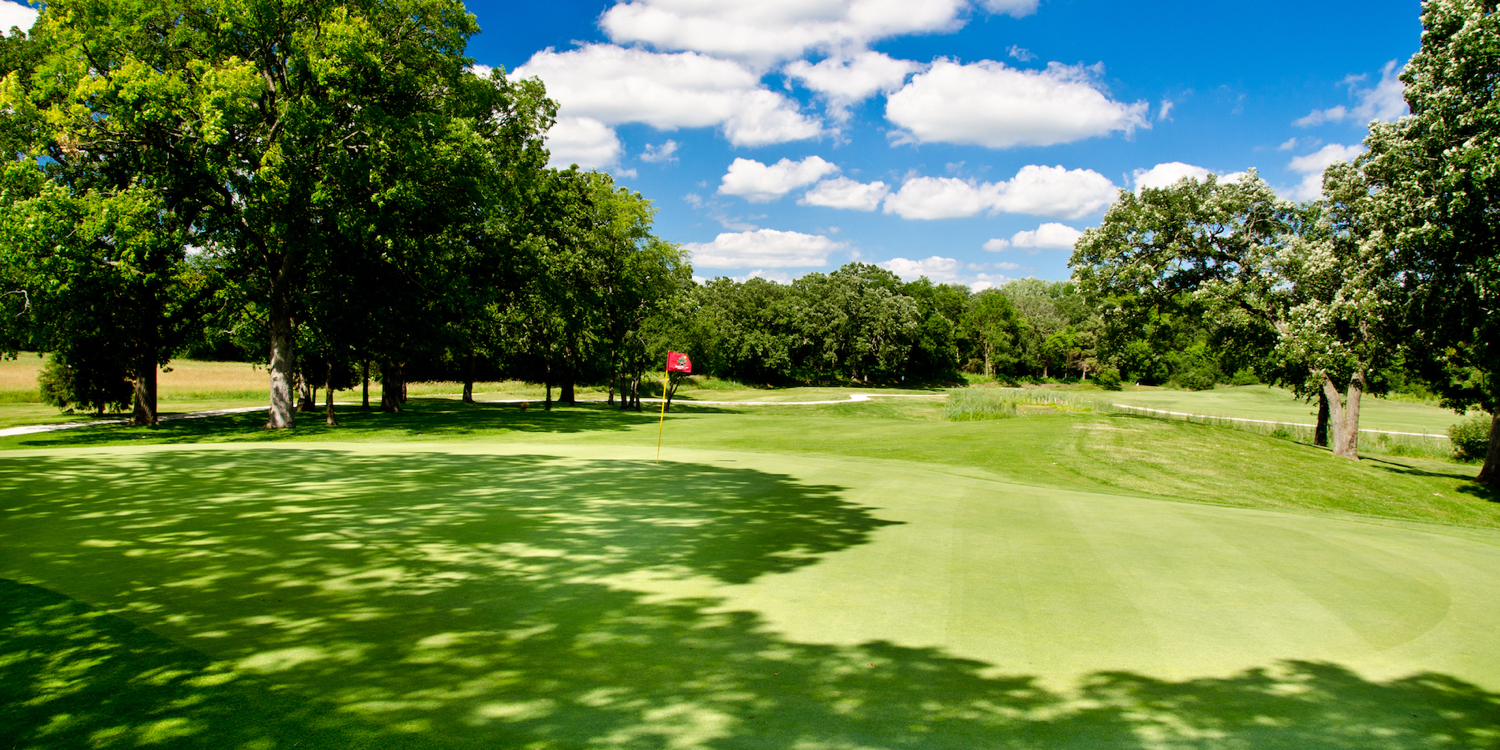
left=0, top=0, right=693, bottom=428
left=0, top=0, right=1494, bottom=485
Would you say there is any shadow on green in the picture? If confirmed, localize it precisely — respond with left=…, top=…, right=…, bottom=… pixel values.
left=1, top=398, right=738, bottom=450
left=3, top=447, right=1498, bottom=748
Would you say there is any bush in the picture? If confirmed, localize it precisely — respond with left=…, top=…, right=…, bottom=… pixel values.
left=38, top=352, right=134, bottom=415
left=1094, top=366, right=1122, bottom=391
left=1172, top=368, right=1217, bottom=391
left=1230, top=367, right=1260, bottom=386
left=1449, top=414, right=1493, bottom=462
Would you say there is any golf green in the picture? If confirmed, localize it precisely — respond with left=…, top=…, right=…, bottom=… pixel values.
left=3, top=441, right=1499, bottom=748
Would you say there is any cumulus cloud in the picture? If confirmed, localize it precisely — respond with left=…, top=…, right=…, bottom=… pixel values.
left=1294, top=61, right=1408, bottom=127
left=1133, top=162, right=1214, bottom=190
left=886, top=60, right=1149, bottom=149
left=0, top=1, right=37, bottom=34
left=685, top=229, right=844, bottom=268
left=718, top=156, right=839, bottom=202
left=878, top=256, right=1015, bottom=290
left=799, top=176, right=890, bottom=210
left=599, top=0, right=972, bottom=64
left=545, top=117, right=624, bottom=170
left=883, top=165, right=1117, bottom=220
left=1132, top=162, right=1251, bottom=191
left=884, top=177, right=1003, bottom=219
left=1285, top=143, right=1364, bottom=200
left=513, top=45, right=822, bottom=148
left=641, top=140, right=680, bottom=163
left=986, top=223, right=1084, bottom=254
left=785, top=51, right=922, bottom=120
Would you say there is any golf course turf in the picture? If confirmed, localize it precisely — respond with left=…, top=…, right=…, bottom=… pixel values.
left=2, top=396, right=1499, bottom=748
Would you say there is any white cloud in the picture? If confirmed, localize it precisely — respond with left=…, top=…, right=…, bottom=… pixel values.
left=1158, top=99, right=1174, bottom=121
left=883, top=165, right=1117, bottom=220
left=883, top=177, right=1002, bottom=219
left=513, top=44, right=822, bottom=147
left=1133, top=162, right=1213, bottom=190
left=718, top=156, right=839, bottom=202
left=979, top=0, right=1038, bottom=16
left=785, top=51, right=922, bottom=120
left=599, top=0, right=972, bottom=64
left=878, top=256, right=1013, bottom=291
left=641, top=140, right=680, bottom=163
left=470, top=64, right=496, bottom=78
left=799, top=176, right=890, bottom=210
left=1294, top=61, right=1408, bottom=127
left=982, top=238, right=1011, bottom=252
left=544, top=116, right=624, bottom=170
left=0, top=1, right=37, bottom=34
left=1007, top=45, right=1035, bottom=62
left=886, top=60, right=1150, bottom=148
left=1285, top=143, right=1364, bottom=200
left=685, top=229, right=843, bottom=268
left=1010, top=223, right=1085, bottom=251
left=1132, top=162, right=1250, bottom=191
left=991, top=165, right=1117, bottom=218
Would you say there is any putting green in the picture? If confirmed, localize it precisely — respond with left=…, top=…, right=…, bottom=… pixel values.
left=3, top=441, right=1499, bottom=748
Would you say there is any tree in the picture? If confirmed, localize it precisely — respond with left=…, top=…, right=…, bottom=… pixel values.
left=19, top=0, right=537, bottom=430
left=965, top=291, right=1026, bottom=379
left=1360, top=0, right=1500, bottom=483
left=1072, top=172, right=1395, bottom=459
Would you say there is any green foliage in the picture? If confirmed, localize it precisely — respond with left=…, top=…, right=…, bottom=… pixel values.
left=1450, top=414, right=1494, bottom=462
left=1095, top=366, right=1122, bottom=391
left=37, top=352, right=132, bottom=414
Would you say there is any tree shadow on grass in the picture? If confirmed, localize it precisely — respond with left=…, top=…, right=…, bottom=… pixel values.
left=1, top=448, right=1498, bottom=749
left=2, top=399, right=741, bottom=450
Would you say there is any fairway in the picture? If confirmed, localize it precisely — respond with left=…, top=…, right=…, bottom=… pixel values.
left=4, top=439, right=1499, bottom=749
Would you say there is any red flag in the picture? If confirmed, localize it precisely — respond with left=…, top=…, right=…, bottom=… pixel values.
left=667, top=352, right=692, bottom=373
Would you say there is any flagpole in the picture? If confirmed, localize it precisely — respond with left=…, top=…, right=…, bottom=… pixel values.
left=655, top=370, right=668, bottom=464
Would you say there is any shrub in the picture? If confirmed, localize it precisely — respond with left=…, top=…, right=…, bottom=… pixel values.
left=38, top=352, right=133, bottom=415
left=1230, top=367, right=1260, bottom=386
left=1449, top=414, right=1493, bottom=462
left=1094, top=366, right=1122, bottom=391
left=1172, top=368, right=1217, bottom=391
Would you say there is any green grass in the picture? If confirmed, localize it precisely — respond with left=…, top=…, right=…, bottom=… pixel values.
left=1102, top=383, right=1472, bottom=436
left=3, top=387, right=1500, bottom=748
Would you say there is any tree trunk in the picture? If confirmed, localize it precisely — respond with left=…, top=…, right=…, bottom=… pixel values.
left=462, top=353, right=475, bottom=404
left=544, top=380, right=552, bottom=411
left=1314, top=390, right=1330, bottom=447
left=266, top=308, right=296, bottom=429
left=401, top=377, right=407, bottom=404
left=1321, top=373, right=1364, bottom=460
left=131, top=354, right=157, bottom=427
left=561, top=376, right=575, bottom=406
left=1477, top=413, right=1500, bottom=485
left=983, top=343, right=993, bottom=378
left=296, top=373, right=315, bottom=412
left=380, top=360, right=403, bottom=413
left=631, top=376, right=642, bottom=411
left=325, top=360, right=338, bottom=427
left=361, top=360, right=370, bottom=410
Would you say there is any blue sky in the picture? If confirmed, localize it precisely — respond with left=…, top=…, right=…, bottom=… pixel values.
left=0, top=0, right=1423, bottom=288
left=468, top=0, right=1421, bottom=287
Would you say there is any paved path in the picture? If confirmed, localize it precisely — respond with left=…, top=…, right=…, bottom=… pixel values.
left=0, top=394, right=947, bottom=438
left=0, top=406, right=269, bottom=438
left=1111, top=402, right=1451, bottom=439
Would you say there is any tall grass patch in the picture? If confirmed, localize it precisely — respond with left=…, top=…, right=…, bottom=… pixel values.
left=944, top=390, right=1019, bottom=421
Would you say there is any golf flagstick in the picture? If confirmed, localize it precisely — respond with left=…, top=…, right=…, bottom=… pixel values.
left=655, top=371, right=668, bottom=464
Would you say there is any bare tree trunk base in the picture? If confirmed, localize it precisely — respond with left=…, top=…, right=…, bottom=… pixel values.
left=1477, top=413, right=1500, bottom=485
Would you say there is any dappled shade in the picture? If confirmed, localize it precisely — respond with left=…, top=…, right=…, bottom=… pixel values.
left=2, top=448, right=1498, bottom=748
